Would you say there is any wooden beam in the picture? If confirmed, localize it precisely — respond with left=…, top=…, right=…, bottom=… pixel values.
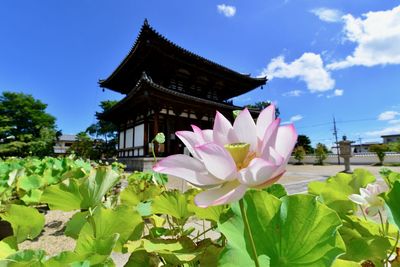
left=153, top=110, right=159, bottom=156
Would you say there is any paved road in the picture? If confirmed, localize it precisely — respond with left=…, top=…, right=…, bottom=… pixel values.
left=280, top=164, right=400, bottom=194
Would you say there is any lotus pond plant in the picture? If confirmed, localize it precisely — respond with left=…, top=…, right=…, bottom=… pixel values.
left=2, top=108, right=400, bottom=266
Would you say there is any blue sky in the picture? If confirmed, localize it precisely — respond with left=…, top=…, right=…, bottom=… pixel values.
left=1, top=0, right=399, bottom=148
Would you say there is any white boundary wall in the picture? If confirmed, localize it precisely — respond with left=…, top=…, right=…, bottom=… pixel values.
left=289, top=153, right=400, bottom=165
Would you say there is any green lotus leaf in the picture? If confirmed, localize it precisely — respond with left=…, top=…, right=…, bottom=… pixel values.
left=152, top=190, right=194, bottom=224
left=42, top=167, right=120, bottom=211
left=196, top=239, right=224, bottom=267
left=79, top=166, right=120, bottom=209
left=188, top=200, right=227, bottom=223
left=218, top=191, right=345, bottom=267
left=44, top=251, right=88, bottom=267
left=120, top=183, right=162, bottom=207
left=20, top=189, right=42, bottom=205
left=332, top=259, right=361, bottom=266
left=75, top=233, right=119, bottom=265
left=186, top=188, right=227, bottom=222
left=0, top=204, right=45, bottom=243
left=308, top=169, right=375, bottom=215
left=124, top=249, right=160, bottom=267
left=0, top=237, right=18, bottom=259
left=60, top=168, right=87, bottom=181
left=338, top=214, right=394, bottom=266
left=41, top=179, right=82, bottom=211
left=78, top=206, right=143, bottom=252
left=263, top=183, right=287, bottom=198
left=384, top=180, right=400, bottom=229
left=17, top=174, right=44, bottom=192
left=142, top=237, right=201, bottom=265
left=65, top=211, right=89, bottom=239
left=0, top=249, right=47, bottom=266
left=7, top=168, right=24, bottom=187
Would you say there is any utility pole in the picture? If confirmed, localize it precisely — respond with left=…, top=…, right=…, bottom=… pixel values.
left=358, top=137, right=362, bottom=154
left=333, top=116, right=340, bottom=164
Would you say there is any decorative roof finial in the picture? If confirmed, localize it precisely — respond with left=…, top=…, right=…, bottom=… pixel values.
left=144, top=18, right=149, bottom=26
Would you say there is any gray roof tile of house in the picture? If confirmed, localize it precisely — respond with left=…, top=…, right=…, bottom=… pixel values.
left=58, top=134, right=77, bottom=141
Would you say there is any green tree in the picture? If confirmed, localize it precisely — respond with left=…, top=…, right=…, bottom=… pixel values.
left=69, top=132, right=98, bottom=159
left=296, top=135, right=314, bottom=154
left=388, top=141, right=400, bottom=153
left=293, top=146, right=306, bottom=164
left=86, top=100, right=118, bottom=158
left=0, top=91, right=58, bottom=157
left=369, top=144, right=390, bottom=165
left=245, top=101, right=280, bottom=118
left=315, top=143, right=328, bottom=165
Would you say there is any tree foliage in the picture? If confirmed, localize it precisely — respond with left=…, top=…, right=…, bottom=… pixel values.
left=293, top=146, right=306, bottom=164
left=69, top=132, right=97, bottom=159
left=388, top=141, right=400, bottom=153
left=315, top=143, right=328, bottom=165
left=245, top=101, right=280, bottom=118
left=369, top=144, right=389, bottom=165
left=0, top=92, right=58, bottom=157
left=85, top=100, right=118, bottom=159
left=296, top=134, right=314, bottom=154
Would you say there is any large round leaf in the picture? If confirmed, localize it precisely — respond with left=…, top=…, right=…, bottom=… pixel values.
left=41, top=179, right=82, bottom=211
left=76, top=206, right=143, bottom=252
left=152, top=190, right=193, bottom=224
left=308, top=169, right=375, bottom=215
left=0, top=204, right=45, bottom=243
left=384, top=180, right=400, bottom=229
left=339, top=215, right=392, bottom=266
left=218, top=191, right=345, bottom=267
left=79, top=166, right=120, bottom=209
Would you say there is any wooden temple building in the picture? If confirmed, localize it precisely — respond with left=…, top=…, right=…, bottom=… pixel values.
left=99, top=20, right=267, bottom=169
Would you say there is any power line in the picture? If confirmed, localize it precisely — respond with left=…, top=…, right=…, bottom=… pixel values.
left=296, top=117, right=376, bottom=129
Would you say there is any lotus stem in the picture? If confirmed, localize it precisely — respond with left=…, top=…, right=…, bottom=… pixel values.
left=386, top=230, right=399, bottom=265
left=192, top=225, right=217, bottom=241
left=378, top=210, right=385, bottom=236
left=359, top=205, right=367, bottom=221
left=239, top=198, right=260, bottom=267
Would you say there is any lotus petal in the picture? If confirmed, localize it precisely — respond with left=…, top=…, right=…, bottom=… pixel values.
left=238, top=158, right=279, bottom=187
left=348, top=194, right=368, bottom=205
left=213, top=111, right=238, bottom=146
left=194, top=181, right=247, bottom=207
left=256, top=104, right=275, bottom=140
left=233, top=108, right=257, bottom=151
left=153, top=154, right=222, bottom=186
left=195, top=143, right=237, bottom=181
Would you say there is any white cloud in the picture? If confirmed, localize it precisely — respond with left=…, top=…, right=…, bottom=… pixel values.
left=217, top=4, right=236, bottom=17
left=327, top=89, right=344, bottom=98
left=378, top=111, right=400, bottom=121
left=282, top=90, right=303, bottom=97
left=260, top=53, right=335, bottom=93
left=366, top=125, right=400, bottom=137
left=328, top=5, right=400, bottom=70
left=389, top=119, right=400, bottom=124
left=289, top=114, right=303, bottom=122
left=310, top=8, right=343, bottom=23
left=334, top=89, right=344, bottom=96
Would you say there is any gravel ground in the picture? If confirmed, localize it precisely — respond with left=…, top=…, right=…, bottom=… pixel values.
left=19, top=164, right=400, bottom=266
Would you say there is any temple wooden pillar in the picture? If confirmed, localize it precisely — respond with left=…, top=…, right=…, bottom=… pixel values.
left=143, top=115, right=149, bottom=156
left=153, top=110, right=159, bottom=155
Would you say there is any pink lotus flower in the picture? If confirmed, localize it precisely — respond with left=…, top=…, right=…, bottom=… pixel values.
left=153, top=105, right=297, bottom=207
left=349, top=183, right=384, bottom=216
